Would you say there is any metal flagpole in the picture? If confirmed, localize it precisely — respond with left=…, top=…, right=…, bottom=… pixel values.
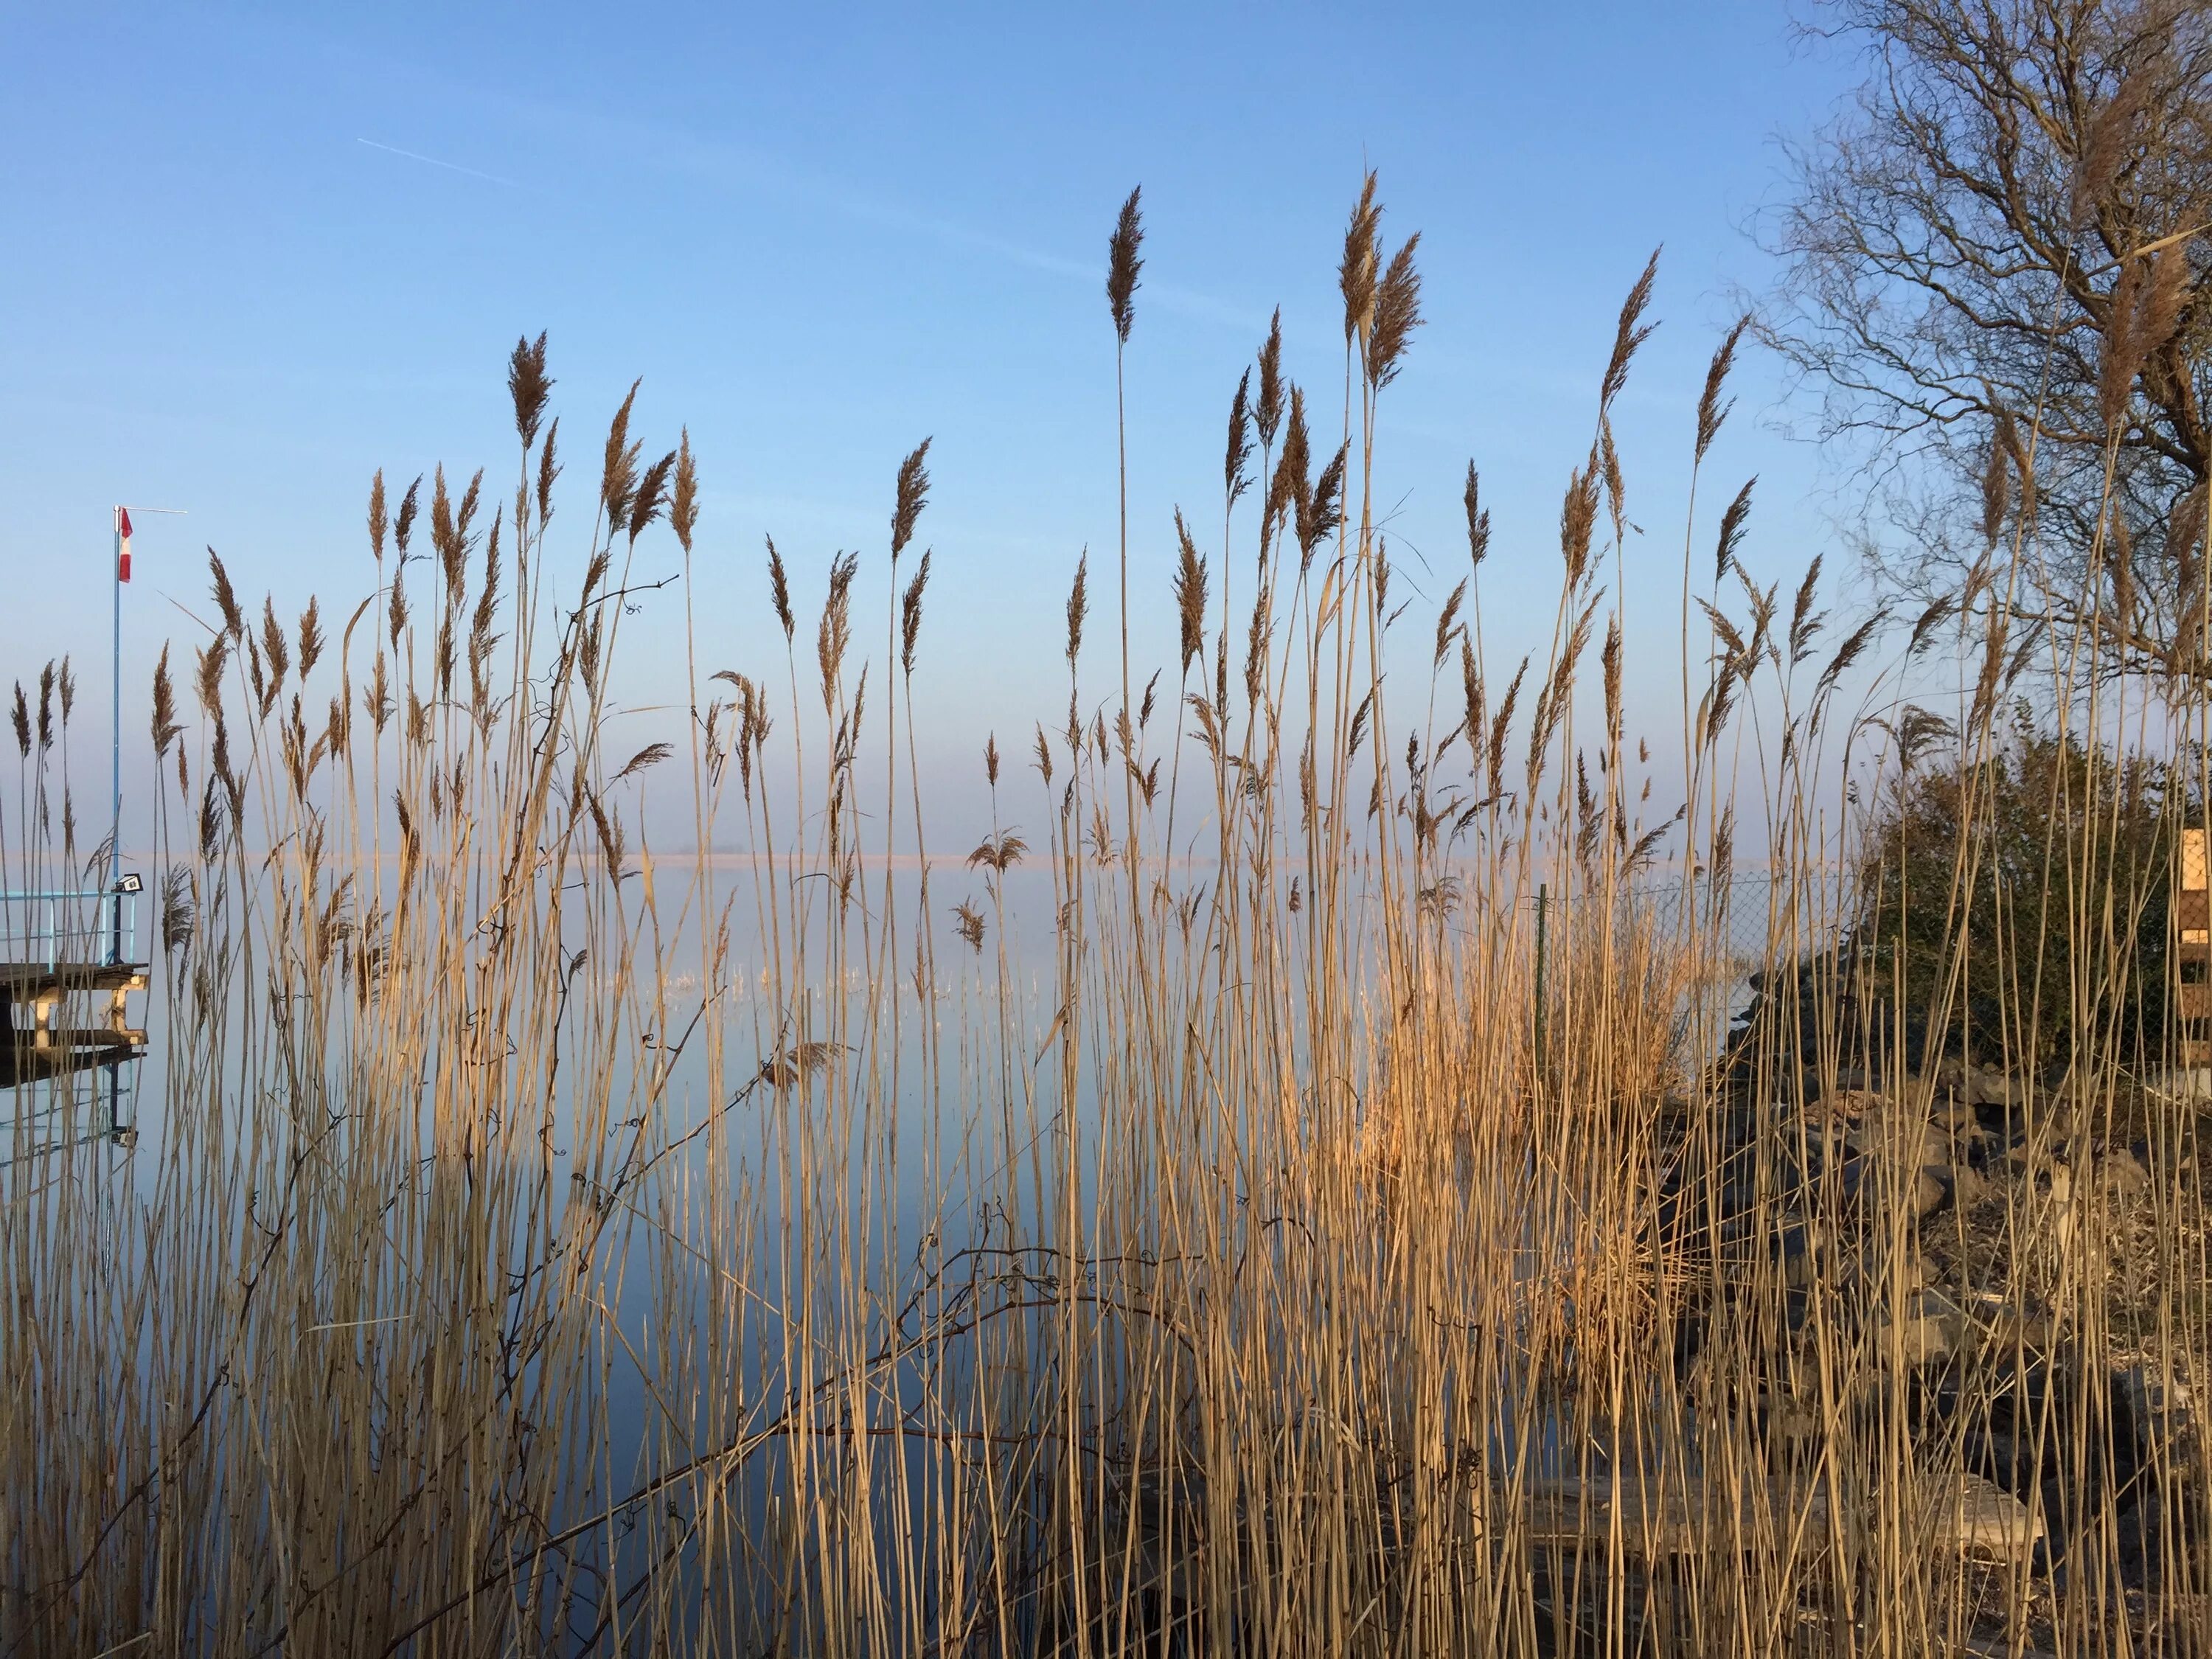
left=110, top=508, right=122, bottom=936
left=108, top=505, right=184, bottom=964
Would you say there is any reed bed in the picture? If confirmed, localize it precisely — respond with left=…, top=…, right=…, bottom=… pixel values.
left=3, top=179, right=2208, bottom=1657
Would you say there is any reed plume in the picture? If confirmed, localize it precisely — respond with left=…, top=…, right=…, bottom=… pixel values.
left=1339, top=171, right=1380, bottom=342
left=1106, top=187, right=1144, bottom=345
left=1464, top=462, right=1490, bottom=568
left=1601, top=247, right=1660, bottom=410
left=1714, top=476, right=1756, bottom=582
left=766, top=535, right=795, bottom=641
left=1225, top=369, right=1253, bottom=508
left=901, top=549, right=931, bottom=676
left=602, top=379, right=643, bottom=534
left=507, top=328, right=553, bottom=448
left=671, top=428, right=699, bottom=554
left=393, top=474, right=420, bottom=561
left=1695, top=316, right=1747, bottom=464
left=891, top=437, right=933, bottom=562
left=1256, top=307, right=1284, bottom=445
left=1366, top=232, right=1423, bottom=389
left=368, top=467, right=388, bottom=563
left=1172, top=509, right=1207, bottom=676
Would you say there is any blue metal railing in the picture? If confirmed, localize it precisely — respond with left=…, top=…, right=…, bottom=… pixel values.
left=0, top=886, right=141, bottom=970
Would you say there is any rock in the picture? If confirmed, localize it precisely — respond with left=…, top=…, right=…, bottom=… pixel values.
left=1873, top=1287, right=1967, bottom=1366
left=1929, top=1096, right=1980, bottom=1135
left=1811, top=1086, right=1885, bottom=1123
left=1971, top=1298, right=2060, bottom=1359
left=1931, top=1471, right=2046, bottom=1557
left=1962, top=1065, right=2024, bottom=1108
left=1909, top=1166, right=1950, bottom=1217
left=1773, top=1222, right=1826, bottom=1290
left=1843, top=1109, right=1961, bottom=1217
left=2114, top=1492, right=2164, bottom=1590
left=2095, top=1148, right=2152, bottom=1201
left=2152, top=1065, right=2212, bottom=1102
left=1948, top=1161, right=1994, bottom=1211
left=2113, top=1365, right=2199, bottom=1472
left=1847, top=1110, right=1947, bottom=1164
left=1964, top=1424, right=2038, bottom=1490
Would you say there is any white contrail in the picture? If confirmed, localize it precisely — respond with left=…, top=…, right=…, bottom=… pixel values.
left=356, top=137, right=518, bottom=188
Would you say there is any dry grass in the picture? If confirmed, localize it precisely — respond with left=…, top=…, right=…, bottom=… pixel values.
left=2, top=178, right=2208, bottom=1658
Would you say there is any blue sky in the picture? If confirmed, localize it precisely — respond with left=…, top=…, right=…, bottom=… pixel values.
left=4, top=3, right=1874, bottom=844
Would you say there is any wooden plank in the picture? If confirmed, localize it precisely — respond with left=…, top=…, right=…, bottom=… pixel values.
left=2178, top=890, right=2211, bottom=932
left=0, top=1043, right=145, bottom=1089
left=38, top=1027, right=147, bottom=1049
left=2186, top=828, right=2208, bottom=893
left=0, top=963, right=148, bottom=997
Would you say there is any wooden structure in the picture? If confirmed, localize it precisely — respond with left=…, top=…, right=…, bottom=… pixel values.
left=2180, top=828, right=2210, bottom=1065
left=1, top=888, right=147, bottom=1118
left=1, top=961, right=148, bottom=1090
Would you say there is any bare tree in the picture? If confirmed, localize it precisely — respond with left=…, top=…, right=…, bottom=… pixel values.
left=1765, top=0, right=2211, bottom=680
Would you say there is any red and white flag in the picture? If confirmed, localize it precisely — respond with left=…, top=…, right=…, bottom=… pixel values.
left=116, top=507, right=133, bottom=582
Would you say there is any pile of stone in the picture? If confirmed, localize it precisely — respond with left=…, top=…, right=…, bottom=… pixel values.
left=1650, top=1060, right=2205, bottom=1601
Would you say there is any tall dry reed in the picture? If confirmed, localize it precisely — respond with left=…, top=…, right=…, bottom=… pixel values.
left=2, top=178, right=2208, bottom=1658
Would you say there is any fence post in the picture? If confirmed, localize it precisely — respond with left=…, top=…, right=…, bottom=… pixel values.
left=1534, top=881, right=1549, bottom=1071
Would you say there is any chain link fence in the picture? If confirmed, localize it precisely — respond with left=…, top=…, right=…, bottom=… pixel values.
left=1533, top=871, right=1857, bottom=1061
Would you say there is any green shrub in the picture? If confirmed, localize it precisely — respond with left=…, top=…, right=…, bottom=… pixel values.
left=1850, top=701, right=2184, bottom=1071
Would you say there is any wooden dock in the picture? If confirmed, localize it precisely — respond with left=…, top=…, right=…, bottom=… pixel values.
left=1, top=959, right=149, bottom=1091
